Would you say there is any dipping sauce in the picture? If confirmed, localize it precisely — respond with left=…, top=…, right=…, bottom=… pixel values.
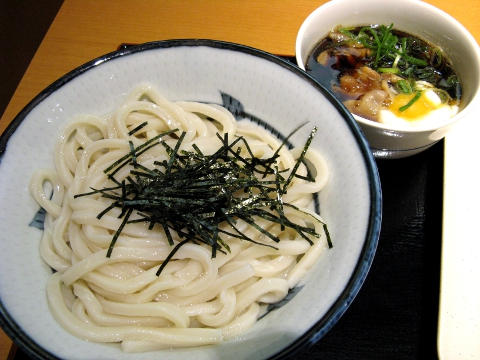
left=305, top=24, right=461, bottom=127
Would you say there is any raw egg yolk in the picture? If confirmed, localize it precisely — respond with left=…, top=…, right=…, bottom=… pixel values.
left=388, top=92, right=438, bottom=120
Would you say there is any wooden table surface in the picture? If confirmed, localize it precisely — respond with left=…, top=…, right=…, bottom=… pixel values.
left=1, top=0, right=479, bottom=358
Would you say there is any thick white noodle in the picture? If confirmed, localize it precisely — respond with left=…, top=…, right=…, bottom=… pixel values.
left=30, top=84, right=330, bottom=352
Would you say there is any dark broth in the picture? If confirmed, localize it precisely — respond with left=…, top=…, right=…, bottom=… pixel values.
left=305, top=25, right=461, bottom=106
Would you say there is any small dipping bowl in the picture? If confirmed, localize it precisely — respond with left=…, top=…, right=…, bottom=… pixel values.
left=296, top=0, right=480, bottom=158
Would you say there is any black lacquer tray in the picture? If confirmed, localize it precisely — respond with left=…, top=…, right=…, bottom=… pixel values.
left=299, top=140, right=443, bottom=359
left=289, top=55, right=443, bottom=359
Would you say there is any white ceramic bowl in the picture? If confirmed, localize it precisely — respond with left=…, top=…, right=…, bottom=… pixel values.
left=296, top=0, right=480, bottom=158
left=0, top=40, right=381, bottom=359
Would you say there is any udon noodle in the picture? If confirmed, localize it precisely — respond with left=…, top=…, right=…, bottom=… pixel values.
left=30, top=84, right=330, bottom=352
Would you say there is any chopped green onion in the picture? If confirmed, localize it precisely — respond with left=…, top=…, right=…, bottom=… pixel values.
left=378, top=67, right=399, bottom=74
left=399, top=91, right=422, bottom=112
left=432, top=88, right=451, bottom=104
left=395, top=79, right=414, bottom=94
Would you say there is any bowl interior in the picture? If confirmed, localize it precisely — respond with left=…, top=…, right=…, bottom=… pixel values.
left=0, top=40, right=381, bottom=359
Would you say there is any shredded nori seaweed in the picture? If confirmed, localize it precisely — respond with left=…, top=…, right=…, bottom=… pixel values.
left=74, top=124, right=331, bottom=275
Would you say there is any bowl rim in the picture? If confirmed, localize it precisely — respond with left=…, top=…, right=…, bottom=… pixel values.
left=294, top=0, right=480, bottom=133
left=0, top=39, right=382, bottom=359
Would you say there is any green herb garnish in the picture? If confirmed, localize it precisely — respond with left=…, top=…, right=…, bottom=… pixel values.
left=395, top=79, right=414, bottom=94
left=399, top=91, right=423, bottom=112
left=339, top=24, right=431, bottom=75
left=75, top=124, right=331, bottom=275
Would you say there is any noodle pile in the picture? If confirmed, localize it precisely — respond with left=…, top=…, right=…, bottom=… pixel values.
left=30, top=84, right=330, bottom=352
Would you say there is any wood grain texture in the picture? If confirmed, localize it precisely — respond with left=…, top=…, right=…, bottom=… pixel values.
left=2, top=0, right=479, bottom=134
left=0, top=0, right=64, bottom=118
left=0, top=0, right=326, bottom=134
